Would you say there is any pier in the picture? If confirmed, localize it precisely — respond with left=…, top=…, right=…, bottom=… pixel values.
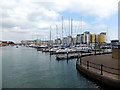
left=56, top=51, right=112, bottom=60
left=50, top=50, right=92, bottom=55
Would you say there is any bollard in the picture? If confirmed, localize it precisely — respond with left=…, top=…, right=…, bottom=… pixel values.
left=101, top=64, right=103, bottom=75
left=87, top=61, right=89, bottom=69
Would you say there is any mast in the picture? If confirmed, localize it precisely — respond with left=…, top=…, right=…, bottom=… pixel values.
left=71, top=19, right=73, bottom=45
left=69, top=18, right=71, bottom=36
left=56, top=25, right=58, bottom=39
left=50, top=26, right=51, bottom=45
left=81, top=16, right=83, bottom=33
left=106, top=26, right=109, bottom=52
left=106, top=26, right=108, bottom=43
left=71, top=19, right=73, bottom=37
left=62, top=16, right=63, bottom=39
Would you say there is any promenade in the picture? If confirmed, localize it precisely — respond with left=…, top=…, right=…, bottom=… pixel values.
left=80, top=54, right=119, bottom=79
left=76, top=53, right=120, bottom=88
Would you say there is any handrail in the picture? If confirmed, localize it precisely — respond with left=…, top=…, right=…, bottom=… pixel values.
left=81, top=60, right=120, bottom=71
left=89, top=65, right=101, bottom=71
left=81, top=61, right=102, bottom=71
left=103, top=65, right=120, bottom=70
left=81, top=61, right=87, bottom=65
left=89, top=61, right=101, bottom=66
left=103, top=69, right=120, bottom=76
left=79, top=59, right=120, bottom=76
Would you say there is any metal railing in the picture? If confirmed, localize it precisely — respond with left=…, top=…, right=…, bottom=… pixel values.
left=78, top=58, right=120, bottom=76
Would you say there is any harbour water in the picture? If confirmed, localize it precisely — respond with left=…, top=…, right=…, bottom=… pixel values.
left=2, top=46, right=101, bottom=88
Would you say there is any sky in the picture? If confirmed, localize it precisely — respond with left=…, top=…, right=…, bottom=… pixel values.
left=0, top=0, right=119, bottom=43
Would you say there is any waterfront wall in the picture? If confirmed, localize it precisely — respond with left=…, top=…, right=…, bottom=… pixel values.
left=76, top=63, right=120, bottom=88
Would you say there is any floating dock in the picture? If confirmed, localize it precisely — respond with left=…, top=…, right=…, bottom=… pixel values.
left=56, top=52, right=112, bottom=60
left=56, top=54, right=79, bottom=60
left=50, top=50, right=91, bottom=55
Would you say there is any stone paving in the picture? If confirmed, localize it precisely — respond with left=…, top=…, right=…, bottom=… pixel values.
left=78, top=54, right=119, bottom=79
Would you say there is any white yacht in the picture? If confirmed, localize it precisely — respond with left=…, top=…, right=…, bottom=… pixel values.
left=56, top=48, right=76, bottom=53
left=49, top=48, right=59, bottom=52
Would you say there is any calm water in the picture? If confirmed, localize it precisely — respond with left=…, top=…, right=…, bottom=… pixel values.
left=2, top=46, right=101, bottom=88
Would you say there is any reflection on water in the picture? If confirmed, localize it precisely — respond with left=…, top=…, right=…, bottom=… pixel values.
left=2, top=46, right=100, bottom=88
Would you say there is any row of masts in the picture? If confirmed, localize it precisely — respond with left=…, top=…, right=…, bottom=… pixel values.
left=49, top=16, right=77, bottom=42
left=49, top=16, right=109, bottom=44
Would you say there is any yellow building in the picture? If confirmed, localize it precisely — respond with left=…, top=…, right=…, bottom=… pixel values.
left=90, top=33, right=106, bottom=43
left=98, top=33, right=106, bottom=43
left=90, top=34, right=96, bottom=43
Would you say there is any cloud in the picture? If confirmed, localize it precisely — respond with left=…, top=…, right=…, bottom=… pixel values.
left=67, top=0, right=119, bottom=18
left=0, top=0, right=119, bottom=42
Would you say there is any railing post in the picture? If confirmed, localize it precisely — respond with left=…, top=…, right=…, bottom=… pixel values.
left=67, top=52, right=68, bottom=59
left=87, top=61, right=89, bottom=69
left=101, top=64, right=103, bottom=75
left=77, top=53, right=79, bottom=61
left=80, top=57, right=81, bottom=65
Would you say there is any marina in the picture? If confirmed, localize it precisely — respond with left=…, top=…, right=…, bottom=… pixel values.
left=2, top=46, right=101, bottom=88
left=1, top=0, right=119, bottom=89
